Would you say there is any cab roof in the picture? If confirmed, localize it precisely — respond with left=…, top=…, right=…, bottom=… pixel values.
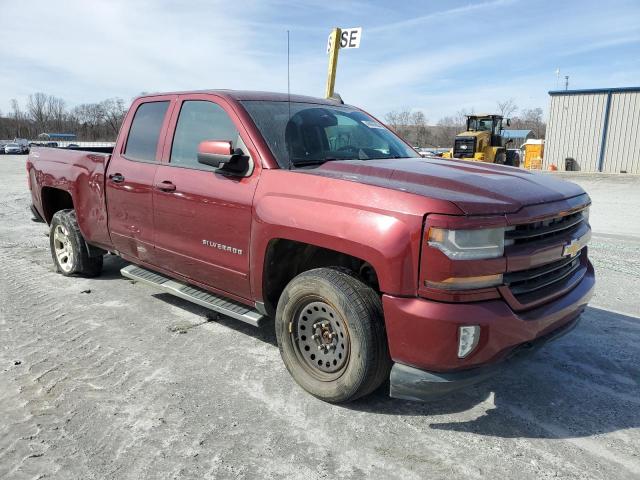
left=136, top=89, right=347, bottom=106
left=465, top=113, right=504, bottom=118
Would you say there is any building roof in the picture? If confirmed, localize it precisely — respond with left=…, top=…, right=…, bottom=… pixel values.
left=38, top=133, right=77, bottom=139
left=502, top=129, right=533, bottom=138
left=549, top=86, right=640, bottom=96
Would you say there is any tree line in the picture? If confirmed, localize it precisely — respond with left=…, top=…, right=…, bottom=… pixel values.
left=1, top=92, right=545, bottom=148
left=385, top=98, right=546, bottom=148
left=0, top=93, right=127, bottom=141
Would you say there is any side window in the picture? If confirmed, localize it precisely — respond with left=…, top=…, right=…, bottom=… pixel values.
left=124, top=101, right=170, bottom=162
left=170, top=100, right=239, bottom=168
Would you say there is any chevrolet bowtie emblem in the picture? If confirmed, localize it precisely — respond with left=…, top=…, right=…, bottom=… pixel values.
left=562, top=231, right=591, bottom=257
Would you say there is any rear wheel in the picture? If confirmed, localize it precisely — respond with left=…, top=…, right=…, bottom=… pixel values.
left=275, top=268, right=391, bottom=403
left=50, top=210, right=103, bottom=277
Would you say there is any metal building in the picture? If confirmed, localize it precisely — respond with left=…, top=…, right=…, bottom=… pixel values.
left=502, top=129, right=534, bottom=148
left=544, top=87, right=640, bottom=173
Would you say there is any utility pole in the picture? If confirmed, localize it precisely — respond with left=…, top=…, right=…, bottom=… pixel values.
left=564, top=75, right=570, bottom=91
left=325, top=28, right=341, bottom=99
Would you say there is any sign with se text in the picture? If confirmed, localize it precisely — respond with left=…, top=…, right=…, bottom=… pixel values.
left=326, top=27, right=362, bottom=53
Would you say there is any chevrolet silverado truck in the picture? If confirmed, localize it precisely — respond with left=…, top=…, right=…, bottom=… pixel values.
left=27, top=90, right=594, bottom=403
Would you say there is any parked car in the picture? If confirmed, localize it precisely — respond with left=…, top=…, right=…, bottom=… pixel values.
left=13, top=138, right=30, bottom=154
left=0, top=141, right=8, bottom=154
left=5, top=143, right=22, bottom=154
left=27, top=90, right=594, bottom=403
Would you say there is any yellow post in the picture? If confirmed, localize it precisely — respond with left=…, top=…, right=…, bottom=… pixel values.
left=325, top=27, right=341, bottom=99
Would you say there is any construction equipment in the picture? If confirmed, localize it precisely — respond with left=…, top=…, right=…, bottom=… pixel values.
left=442, top=114, right=519, bottom=166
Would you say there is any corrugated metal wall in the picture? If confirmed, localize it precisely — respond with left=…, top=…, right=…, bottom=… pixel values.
left=545, top=88, right=640, bottom=173
left=544, top=93, right=607, bottom=172
left=602, top=92, right=640, bottom=173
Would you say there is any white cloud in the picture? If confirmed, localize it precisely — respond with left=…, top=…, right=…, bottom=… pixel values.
left=0, top=0, right=638, bottom=122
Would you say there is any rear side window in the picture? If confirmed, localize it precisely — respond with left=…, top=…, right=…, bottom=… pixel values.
left=124, top=101, right=170, bottom=162
left=170, top=101, right=239, bottom=168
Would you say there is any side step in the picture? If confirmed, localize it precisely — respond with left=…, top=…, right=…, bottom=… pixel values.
left=121, top=265, right=266, bottom=327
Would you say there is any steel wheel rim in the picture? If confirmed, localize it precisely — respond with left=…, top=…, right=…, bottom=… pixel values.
left=291, top=299, right=350, bottom=380
left=53, top=224, right=73, bottom=272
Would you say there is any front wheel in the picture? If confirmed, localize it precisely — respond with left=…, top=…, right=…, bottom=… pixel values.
left=275, top=268, right=391, bottom=403
left=49, top=209, right=103, bottom=277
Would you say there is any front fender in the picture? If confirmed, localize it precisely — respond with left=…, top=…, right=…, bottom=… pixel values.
left=250, top=193, right=424, bottom=299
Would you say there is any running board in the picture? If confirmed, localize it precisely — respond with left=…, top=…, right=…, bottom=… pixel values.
left=120, top=265, right=266, bottom=327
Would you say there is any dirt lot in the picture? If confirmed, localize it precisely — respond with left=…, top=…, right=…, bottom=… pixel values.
left=1, top=154, right=639, bottom=479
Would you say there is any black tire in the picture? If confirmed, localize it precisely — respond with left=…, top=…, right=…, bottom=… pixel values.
left=49, top=209, right=103, bottom=277
left=275, top=267, right=391, bottom=403
left=494, top=151, right=506, bottom=165
left=506, top=150, right=521, bottom=167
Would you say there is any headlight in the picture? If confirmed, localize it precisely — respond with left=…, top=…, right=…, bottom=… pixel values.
left=427, top=227, right=505, bottom=259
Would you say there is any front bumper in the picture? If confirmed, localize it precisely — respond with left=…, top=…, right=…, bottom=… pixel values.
left=383, top=261, right=594, bottom=401
left=390, top=316, right=580, bottom=401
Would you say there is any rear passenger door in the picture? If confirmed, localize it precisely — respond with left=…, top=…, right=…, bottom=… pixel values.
left=106, top=97, right=174, bottom=263
left=152, top=95, right=260, bottom=300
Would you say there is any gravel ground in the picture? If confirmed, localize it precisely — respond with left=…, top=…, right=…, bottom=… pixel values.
left=1, top=155, right=639, bottom=479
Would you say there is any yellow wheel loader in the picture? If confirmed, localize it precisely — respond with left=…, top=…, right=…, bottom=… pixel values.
left=442, top=114, right=519, bottom=166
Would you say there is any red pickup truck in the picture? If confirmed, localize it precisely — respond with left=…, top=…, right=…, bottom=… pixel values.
left=27, top=90, right=594, bottom=403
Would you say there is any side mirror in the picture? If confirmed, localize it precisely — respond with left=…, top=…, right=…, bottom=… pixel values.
left=197, top=140, right=250, bottom=175
left=505, top=118, right=511, bottom=127
left=197, top=140, right=235, bottom=168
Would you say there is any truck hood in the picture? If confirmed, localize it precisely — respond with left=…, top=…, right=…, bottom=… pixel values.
left=305, top=157, right=586, bottom=215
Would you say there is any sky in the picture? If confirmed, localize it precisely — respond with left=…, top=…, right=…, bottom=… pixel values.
left=1, top=0, right=639, bottom=122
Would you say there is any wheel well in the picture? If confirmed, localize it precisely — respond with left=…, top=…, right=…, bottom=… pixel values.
left=41, top=187, right=74, bottom=223
left=262, top=239, right=379, bottom=316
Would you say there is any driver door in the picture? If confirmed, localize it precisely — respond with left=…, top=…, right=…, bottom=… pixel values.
left=152, top=95, right=260, bottom=300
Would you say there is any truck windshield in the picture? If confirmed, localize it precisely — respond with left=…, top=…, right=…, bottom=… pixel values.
left=467, top=118, right=494, bottom=132
left=240, top=101, right=419, bottom=168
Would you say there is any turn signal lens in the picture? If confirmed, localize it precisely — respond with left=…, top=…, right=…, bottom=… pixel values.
left=425, top=274, right=503, bottom=291
left=458, top=325, right=480, bottom=358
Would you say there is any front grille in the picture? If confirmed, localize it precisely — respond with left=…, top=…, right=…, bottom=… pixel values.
left=506, top=210, right=586, bottom=246
left=503, top=207, right=590, bottom=307
left=504, top=252, right=583, bottom=297
left=453, top=137, right=475, bottom=158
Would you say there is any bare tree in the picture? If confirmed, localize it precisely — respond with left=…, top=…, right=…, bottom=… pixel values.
left=496, top=98, right=518, bottom=118
left=384, top=108, right=431, bottom=146
left=9, top=99, right=29, bottom=138
left=511, top=107, right=546, bottom=137
left=72, top=103, right=105, bottom=140
left=46, top=95, right=67, bottom=132
left=410, top=111, right=430, bottom=146
left=101, top=98, right=127, bottom=136
left=27, top=93, right=50, bottom=132
left=384, top=108, right=411, bottom=136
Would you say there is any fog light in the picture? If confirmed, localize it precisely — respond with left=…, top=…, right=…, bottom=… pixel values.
left=458, top=325, right=480, bottom=358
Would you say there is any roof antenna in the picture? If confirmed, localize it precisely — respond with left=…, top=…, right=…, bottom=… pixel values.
left=287, top=29, right=293, bottom=170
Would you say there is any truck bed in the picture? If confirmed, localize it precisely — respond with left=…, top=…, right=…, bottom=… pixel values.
left=27, top=146, right=113, bottom=250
